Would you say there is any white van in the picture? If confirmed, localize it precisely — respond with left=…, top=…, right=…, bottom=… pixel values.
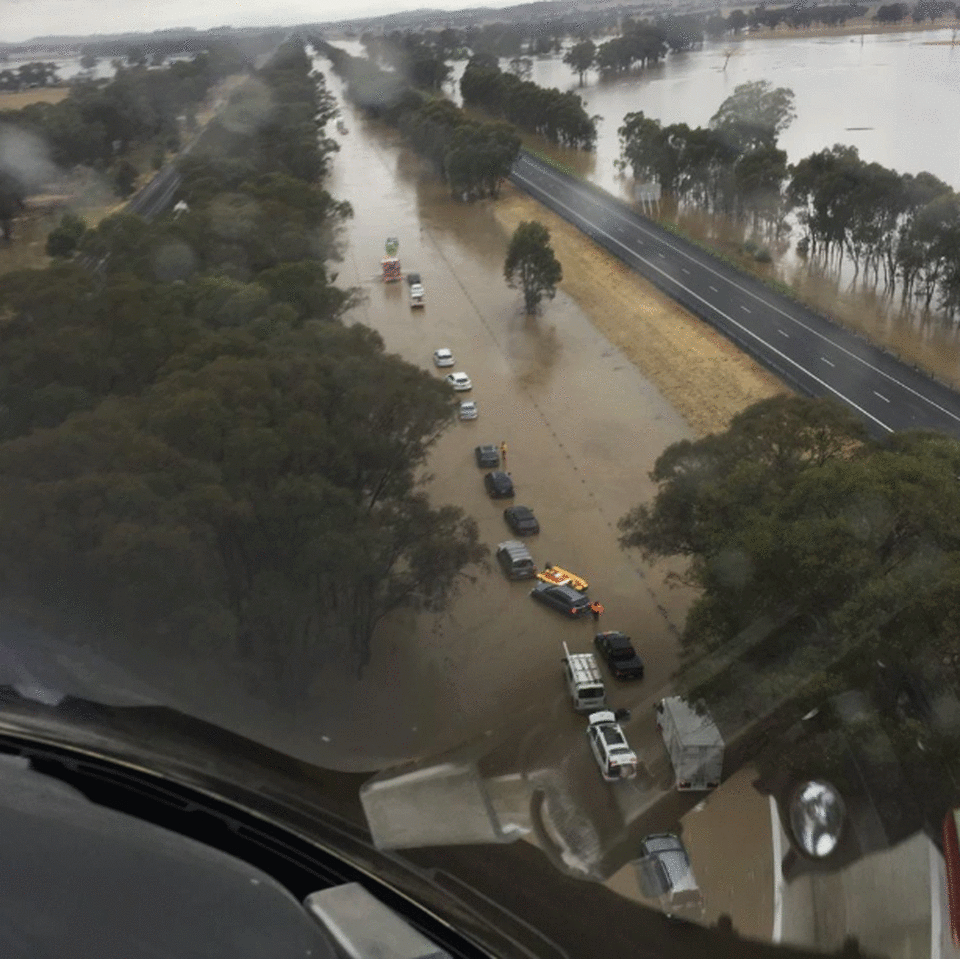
left=562, top=642, right=607, bottom=712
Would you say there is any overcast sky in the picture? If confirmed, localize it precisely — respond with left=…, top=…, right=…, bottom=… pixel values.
left=2, top=0, right=502, bottom=44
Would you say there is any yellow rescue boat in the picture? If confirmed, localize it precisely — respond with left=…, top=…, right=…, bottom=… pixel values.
left=536, top=565, right=588, bottom=592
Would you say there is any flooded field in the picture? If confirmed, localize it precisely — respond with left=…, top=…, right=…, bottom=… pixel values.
left=444, top=28, right=960, bottom=386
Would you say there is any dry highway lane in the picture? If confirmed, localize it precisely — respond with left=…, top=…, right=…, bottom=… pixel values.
left=511, top=151, right=960, bottom=440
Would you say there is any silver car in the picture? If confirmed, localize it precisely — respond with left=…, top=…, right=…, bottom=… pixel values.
left=445, top=372, right=472, bottom=391
left=458, top=401, right=478, bottom=420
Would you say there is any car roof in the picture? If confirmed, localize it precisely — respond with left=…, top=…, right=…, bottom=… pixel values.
left=507, top=505, right=533, bottom=515
left=435, top=348, right=451, bottom=355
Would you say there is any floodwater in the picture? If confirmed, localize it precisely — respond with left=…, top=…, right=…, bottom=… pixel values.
left=316, top=55, right=697, bottom=775
left=443, top=29, right=960, bottom=385
left=2, top=56, right=118, bottom=82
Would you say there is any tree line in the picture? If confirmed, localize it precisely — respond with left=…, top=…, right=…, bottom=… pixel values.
left=0, top=41, right=250, bottom=236
left=314, top=40, right=521, bottom=200
left=0, top=40, right=485, bottom=698
left=616, top=80, right=960, bottom=320
left=790, top=146, right=960, bottom=315
left=617, top=80, right=794, bottom=236
left=460, top=53, right=597, bottom=150
left=619, top=395, right=960, bottom=837
left=0, top=61, right=60, bottom=92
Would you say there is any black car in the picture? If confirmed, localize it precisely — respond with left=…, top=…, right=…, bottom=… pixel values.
left=484, top=470, right=514, bottom=498
left=530, top=581, right=591, bottom=617
left=474, top=444, right=500, bottom=468
left=594, top=631, right=645, bottom=680
left=406, top=272, right=421, bottom=285
left=504, top=505, right=539, bottom=535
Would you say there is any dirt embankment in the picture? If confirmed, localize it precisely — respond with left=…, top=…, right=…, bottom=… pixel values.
left=491, top=183, right=787, bottom=438
left=0, top=87, right=70, bottom=109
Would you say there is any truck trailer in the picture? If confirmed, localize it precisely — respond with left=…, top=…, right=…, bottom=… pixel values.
left=656, top=696, right=724, bottom=791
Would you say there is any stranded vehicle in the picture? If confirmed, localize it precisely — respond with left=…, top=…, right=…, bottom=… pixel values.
left=593, top=631, right=645, bottom=680
left=562, top=641, right=607, bottom=712
left=495, top=540, right=537, bottom=580
left=656, top=696, right=724, bottom=791
left=503, top=505, right=539, bottom=535
left=635, top=834, right=704, bottom=921
left=474, top=444, right=500, bottom=468
left=484, top=471, right=514, bottom=498
left=586, top=710, right=638, bottom=781
left=409, top=283, right=425, bottom=308
left=530, top=581, right=591, bottom=618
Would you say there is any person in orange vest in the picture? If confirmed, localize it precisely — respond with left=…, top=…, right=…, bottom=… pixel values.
left=590, top=601, right=604, bottom=623
left=500, top=441, right=507, bottom=467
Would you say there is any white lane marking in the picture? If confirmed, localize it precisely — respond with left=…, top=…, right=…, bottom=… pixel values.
left=518, top=156, right=960, bottom=428
left=821, top=357, right=836, bottom=367
left=709, top=285, right=718, bottom=293
left=770, top=796, right=784, bottom=943
left=512, top=167, right=893, bottom=433
left=777, top=329, right=790, bottom=338
left=874, top=390, right=890, bottom=403
left=658, top=251, right=666, bottom=258
left=681, top=267, right=690, bottom=274
left=930, top=838, right=942, bottom=959
left=740, top=305, right=752, bottom=314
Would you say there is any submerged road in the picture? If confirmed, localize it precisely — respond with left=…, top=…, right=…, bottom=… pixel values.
left=510, top=151, right=960, bottom=440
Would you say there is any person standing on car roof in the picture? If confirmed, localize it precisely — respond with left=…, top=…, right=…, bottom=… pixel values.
left=590, top=602, right=604, bottom=622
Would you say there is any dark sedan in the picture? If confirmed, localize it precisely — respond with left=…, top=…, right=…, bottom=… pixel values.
left=484, top=470, right=514, bottom=498
left=504, top=505, right=539, bottom=535
left=474, top=444, right=501, bottom=468
left=594, top=631, right=645, bottom=680
left=530, top=582, right=591, bottom=618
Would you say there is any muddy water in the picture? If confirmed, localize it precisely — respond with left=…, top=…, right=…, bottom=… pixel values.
left=307, top=58, right=699, bottom=773
left=445, top=31, right=960, bottom=385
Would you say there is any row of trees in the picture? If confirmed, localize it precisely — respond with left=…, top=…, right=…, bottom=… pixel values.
left=0, top=62, right=59, bottom=92
left=460, top=53, right=597, bottom=150
left=876, top=0, right=958, bottom=21
left=617, top=80, right=794, bottom=233
left=617, top=80, right=960, bottom=319
left=359, top=31, right=452, bottom=91
left=0, top=41, right=485, bottom=693
left=789, top=146, right=960, bottom=314
left=0, top=42, right=249, bottom=221
left=619, top=395, right=960, bottom=829
left=317, top=41, right=521, bottom=200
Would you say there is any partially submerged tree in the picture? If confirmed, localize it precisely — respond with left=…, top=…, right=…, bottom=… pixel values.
left=710, top=79, right=796, bottom=152
left=504, top=220, right=563, bottom=314
left=563, top=40, right=596, bottom=86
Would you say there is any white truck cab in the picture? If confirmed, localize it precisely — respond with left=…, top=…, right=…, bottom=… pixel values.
left=562, top=642, right=606, bottom=712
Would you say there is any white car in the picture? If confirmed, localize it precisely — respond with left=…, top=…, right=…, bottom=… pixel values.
left=459, top=401, right=478, bottom=420
left=433, top=348, right=455, bottom=368
left=587, top=711, right=638, bottom=781
left=410, top=283, right=425, bottom=307
left=445, top=372, right=472, bottom=391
